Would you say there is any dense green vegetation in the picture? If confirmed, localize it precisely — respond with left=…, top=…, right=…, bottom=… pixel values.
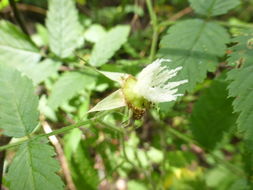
left=0, top=0, right=253, bottom=189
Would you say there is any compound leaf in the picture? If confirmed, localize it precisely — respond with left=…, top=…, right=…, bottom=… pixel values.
left=89, top=25, right=130, bottom=67
left=189, top=0, right=240, bottom=17
left=159, top=19, right=229, bottom=93
left=46, top=0, right=84, bottom=58
left=7, top=139, right=64, bottom=190
left=0, top=65, right=39, bottom=137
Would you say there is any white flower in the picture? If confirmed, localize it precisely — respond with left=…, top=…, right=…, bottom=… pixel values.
left=134, top=58, right=188, bottom=103
left=89, top=58, right=188, bottom=114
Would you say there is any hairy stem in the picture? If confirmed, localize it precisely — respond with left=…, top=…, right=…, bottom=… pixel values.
left=9, top=0, right=29, bottom=35
left=0, top=120, right=91, bottom=152
left=146, top=0, right=158, bottom=61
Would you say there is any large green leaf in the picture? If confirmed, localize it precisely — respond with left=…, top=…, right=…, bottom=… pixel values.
left=89, top=25, right=130, bottom=67
left=226, top=31, right=253, bottom=143
left=189, top=0, right=240, bottom=17
left=7, top=139, right=64, bottom=190
left=190, top=79, right=236, bottom=149
left=0, top=65, right=39, bottom=137
left=46, top=0, right=84, bottom=58
left=48, top=72, right=96, bottom=109
left=159, top=19, right=229, bottom=93
left=0, top=21, right=41, bottom=68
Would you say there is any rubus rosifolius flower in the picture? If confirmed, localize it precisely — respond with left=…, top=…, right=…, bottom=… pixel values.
left=88, top=59, right=188, bottom=119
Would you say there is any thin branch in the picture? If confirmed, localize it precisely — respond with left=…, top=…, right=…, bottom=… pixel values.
left=0, top=120, right=91, bottom=152
left=146, top=0, right=158, bottom=61
left=0, top=111, right=113, bottom=152
left=169, top=7, right=192, bottom=21
left=42, top=120, right=76, bottom=190
left=3, top=3, right=46, bottom=15
left=9, top=0, right=29, bottom=35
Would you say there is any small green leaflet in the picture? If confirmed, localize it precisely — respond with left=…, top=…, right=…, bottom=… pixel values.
left=89, top=25, right=130, bottom=67
left=226, top=31, right=253, bottom=145
left=189, top=0, right=240, bottom=17
left=46, top=0, right=84, bottom=58
left=84, top=24, right=106, bottom=43
left=0, top=65, right=39, bottom=137
left=190, top=79, right=236, bottom=150
left=7, top=139, right=64, bottom=190
left=159, top=19, right=229, bottom=93
left=0, top=21, right=41, bottom=69
left=48, top=72, right=96, bottom=110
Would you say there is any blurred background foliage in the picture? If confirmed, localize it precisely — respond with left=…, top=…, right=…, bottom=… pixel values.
left=1, top=0, right=253, bottom=190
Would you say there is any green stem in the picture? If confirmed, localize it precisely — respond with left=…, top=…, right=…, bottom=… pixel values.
left=218, top=21, right=253, bottom=29
left=146, top=0, right=158, bottom=61
left=0, top=120, right=91, bottom=151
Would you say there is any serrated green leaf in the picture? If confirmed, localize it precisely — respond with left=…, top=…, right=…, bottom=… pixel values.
left=0, top=21, right=41, bottom=68
left=69, top=141, right=98, bottom=190
left=48, top=72, right=96, bottom=109
left=0, top=65, right=39, bottom=137
left=226, top=31, right=253, bottom=143
left=7, top=139, right=64, bottom=190
left=190, top=79, right=236, bottom=149
left=159, top=19, right=229, bottom=93
left=46, top=0, right=84, bottom=58
left=227, top=65, right=253, bottom=140
left=227, top=31, right=253, bottom=67
left=189, top=0, right=240, bottom=17
left=89, top=25, right=130, bottom=67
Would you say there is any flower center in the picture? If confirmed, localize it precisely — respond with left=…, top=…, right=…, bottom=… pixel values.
left=122, top=76, right=149, bottom=119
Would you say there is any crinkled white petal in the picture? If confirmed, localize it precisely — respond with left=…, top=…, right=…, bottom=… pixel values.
left=88, top=89, right=126, bottom=112
left=152, top=66, right=183, bottom=86
left=163, top=80, right=188, bottom=90
left=99, top=71, right=130, bottom=85
left=135, top=58, right=171, bottom=94
left=134, top=58, right=188, bottom=103
left=141, top=87, right=184, bottom=103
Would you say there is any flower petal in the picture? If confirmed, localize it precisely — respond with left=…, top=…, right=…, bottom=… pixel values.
left=88, top=89, right=126, bottom=112
left=135, top=58, right=171, bottom=94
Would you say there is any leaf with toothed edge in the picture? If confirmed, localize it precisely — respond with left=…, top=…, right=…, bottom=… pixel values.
left=0, top=65, right=39, bottom=138
left=7, top=138, right=64, bottom=190
left=226, top=30, right=253, bottom=148
left=189, top=0, right=240, bottom=17
left=159, top=19, right=230, bottom=94
left=46, top=0, right=84, bottom=58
